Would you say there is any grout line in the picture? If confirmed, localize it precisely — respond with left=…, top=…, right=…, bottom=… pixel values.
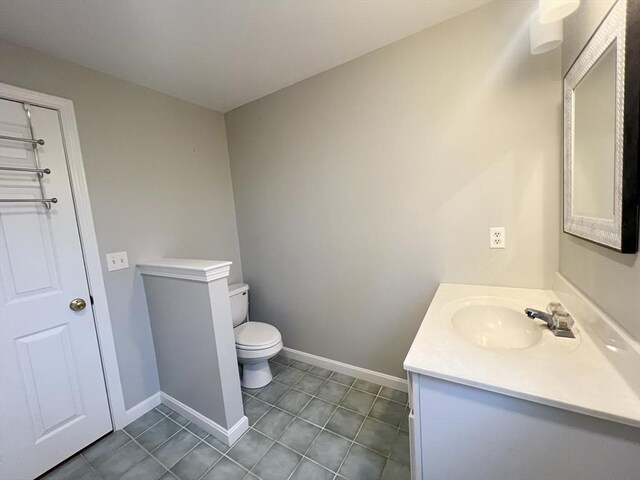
left=334, top=378, right=386, bottom=477
left=125, top=408, right=213, bottom=475
left=198, top=366, right=410, bottom=479
left=239, top=375, right=324, bottom=480
left=284, top=373, right=345, bottom=479
left=75, top=365, right=407, bottom=480
left=244, top=371, right=407, bottom=453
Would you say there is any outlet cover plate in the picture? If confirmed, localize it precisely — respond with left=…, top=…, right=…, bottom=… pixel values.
left=490, top=227, right=505, bottom=249
left=106, top=251, right=129, bottom=271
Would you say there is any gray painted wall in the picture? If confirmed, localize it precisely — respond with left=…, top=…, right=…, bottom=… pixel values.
left=225, top=0, right=562, bottom=378
left=141, top=274, right=244, bottom=432
left=560, top=0, right=640, bottom=340
left=0, top=40, right=243, bottom=408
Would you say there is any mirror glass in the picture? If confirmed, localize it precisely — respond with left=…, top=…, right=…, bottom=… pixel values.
left=572, top=42, right=617, bottom=219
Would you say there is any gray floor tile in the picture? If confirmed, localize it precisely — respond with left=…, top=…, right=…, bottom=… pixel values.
left=309, top=366, right=333, bottom=379
left=369, top=397, right=405, bottom=427
left=316, top=381, right=349, bottom=404
left=201, top=457, right=247, bottom=480
left=244, top=397, right=272, bottom=425
left=95, top=442, right=148, bottom=479
left=120, top=456, right=167, bottom=480
left=124, top=409, right=165, bottom=437
left=241, top=385, right=263, bottom=396
left=294, top=374, right=325, bottom=395
left=227, top=429, right=274, bottom=469
left=290, top=458, right=334, bottom=480
left=329, top=373, right=356, bottom=386
left=153, top=429, right=201, bottom=468
left=82, top=431, right=131, bottom=466
left=306, top=431, right=351, bottom=472
left=137, top=418, right=181, bottom=452
left=354, top=418, right=397, bottom=456
left=341, top=389, right=375, bottom=415
left=390, top=430, right=410, bottom=465
left=158, top=473, right=178, bottom=480
left=338, top=444, right=386, bottom=480
left=274, top=367, right=305, bottom=386
left=325, top=407, right=365, bottom=440
left=271, top=354, right=292, bottom=365
left=276, top=389, right=312, bottom=415
left=277, top=418, right=320, bottom=454
left=399, top=408, right=410, bottom=432
left=381, top=459, right=410, bottom=480
left=254, top=407, right=295, bottom=438
left=256, top=381, right=290, bottom=404
left=186, top=422, right=209, bottom=439
left=352, top=379, right=381, bottom=395
left=156, top=404, right=174, bottom=416
left=77, top=469, right=102, bottom=480
left=251, top=442, right=301, bottom=480
left=44, top=364, right=407, bottom=480
left=379, top=387, right=408, bottom=404
left=170, top=442, right=221, bottom=480
left=290, top=360, right=313, bottom=372
left=270, top=362, right=287, bottom=377
left=169, top=411, right=190, bottom=426
left=299, top=398, right=337, bottom=426
left=204, top=434, right=230, bottom=453
left=42, top=455, right=91, bottom=480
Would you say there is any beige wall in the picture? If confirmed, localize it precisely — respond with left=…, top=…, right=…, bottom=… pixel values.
left=226, top=0, right=562, bottom=378
left=560, top=0, right=640, bottom=340
left=0, top=40, right=243, bottom=408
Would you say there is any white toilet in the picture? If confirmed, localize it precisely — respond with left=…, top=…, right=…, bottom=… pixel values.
left=229, top=283, right=283, bottom=388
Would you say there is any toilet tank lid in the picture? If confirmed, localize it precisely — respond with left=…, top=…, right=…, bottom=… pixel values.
left=228, top=283, right=249, bottom=296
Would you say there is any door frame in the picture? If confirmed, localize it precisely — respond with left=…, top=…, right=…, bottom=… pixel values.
left=0, top=82, right=127, bottom=429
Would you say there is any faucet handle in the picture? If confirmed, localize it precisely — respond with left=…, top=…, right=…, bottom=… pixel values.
left=547, top=302, right=565, bottom=315
left=552, top=311, right=574, bottom=331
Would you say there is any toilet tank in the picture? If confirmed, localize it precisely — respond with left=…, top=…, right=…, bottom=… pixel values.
left=228, top=283, right=249, bottom=327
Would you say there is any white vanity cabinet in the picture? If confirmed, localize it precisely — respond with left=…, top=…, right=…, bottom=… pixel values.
left=406, top=371, right=640, bottom=480
left=405, top=281, right=640, bottom=480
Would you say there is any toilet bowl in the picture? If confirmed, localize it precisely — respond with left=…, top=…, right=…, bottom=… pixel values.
left=229, top=283, right=283, bottom=388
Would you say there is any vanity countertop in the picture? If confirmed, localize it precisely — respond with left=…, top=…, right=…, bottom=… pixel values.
left=403, top=279, right=640, bottom=428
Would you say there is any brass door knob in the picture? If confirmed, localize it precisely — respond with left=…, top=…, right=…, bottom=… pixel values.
left=69, top=298, right=87, bottom=311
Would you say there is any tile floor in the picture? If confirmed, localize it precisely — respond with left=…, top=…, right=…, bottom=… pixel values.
left=41, top=355, right=410, bottom=480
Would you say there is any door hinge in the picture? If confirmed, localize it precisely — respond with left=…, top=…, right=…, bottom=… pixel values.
left=90, top=295, right=94, bottom=305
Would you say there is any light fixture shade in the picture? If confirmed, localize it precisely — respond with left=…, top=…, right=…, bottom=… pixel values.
left=539, top=0, right=580, bottom=24
left=530, top=10, right=563, bottom=54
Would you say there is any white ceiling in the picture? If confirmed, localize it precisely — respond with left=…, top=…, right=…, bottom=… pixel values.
left=0, top=0, right=491, bottom=112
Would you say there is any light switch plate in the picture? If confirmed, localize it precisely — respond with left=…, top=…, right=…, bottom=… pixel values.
left=106, top=251, right=129, bottom=271
left=489, top=227, right=506, bottom=249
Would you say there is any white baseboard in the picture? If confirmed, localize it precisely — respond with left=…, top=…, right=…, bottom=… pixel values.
left=281, top=347, right=408, bottom=393
left=160, top=392, right=249, bottom=446
left=124, top=392, right=161, bottom=425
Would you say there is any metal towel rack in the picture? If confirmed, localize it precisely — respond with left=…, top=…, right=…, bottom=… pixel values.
left=0, top=165, right=51, bottom=175
left=0, top=198, right=58, bottom=205
left=0, top=104, right=56, bottom=210
left=0, top=134, right=45, bottom=146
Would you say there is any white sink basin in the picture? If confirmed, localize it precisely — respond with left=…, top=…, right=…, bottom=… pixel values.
left=403, top=282, right=640, bottom=428
left=452, top=304, right=542, bottom=351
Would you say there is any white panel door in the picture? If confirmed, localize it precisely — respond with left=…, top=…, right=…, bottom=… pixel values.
left=0, top=99, right=111, bottom=479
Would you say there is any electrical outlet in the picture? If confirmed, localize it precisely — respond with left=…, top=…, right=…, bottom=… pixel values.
left=489, top=227, right=505, bottom=249
left=106, top=251, right=129, bottom=271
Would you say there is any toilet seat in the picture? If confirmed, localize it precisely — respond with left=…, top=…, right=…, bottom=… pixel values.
left=234, top=322, right=281, bottom=351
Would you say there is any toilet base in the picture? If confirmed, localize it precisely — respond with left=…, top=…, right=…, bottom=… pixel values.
left=241, top=360, right=273, bottom=389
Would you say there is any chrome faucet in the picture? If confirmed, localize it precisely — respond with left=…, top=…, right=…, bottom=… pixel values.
left=524, top=303, right=575, bottom=338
